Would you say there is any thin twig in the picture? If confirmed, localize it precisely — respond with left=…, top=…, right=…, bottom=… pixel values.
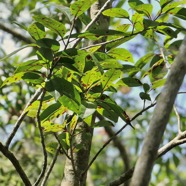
left=82, top=102, right=157, bottom=177
left=33, top=89, right=48, bottom=186
left=109, top=130, right=186, bottom=186
left=72, top=0, right=112, bottom=48
left=54, top=133, right=71, bottom=160
left=174, top=105, right=181, bottom=134
left=5, top=88, right=42, bottom=148
left=40, top=146, right=61, bottom=186
left=0, top=142, right=32, bottom=186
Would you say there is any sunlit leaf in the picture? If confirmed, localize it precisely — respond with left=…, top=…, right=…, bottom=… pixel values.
left=28, top=22, right=46, bottom=40
left=1, top=72, right=24, bottom=87
left=101, top=69, right=121, bottom=91
left=41, top=121, right=66, bottom=133
left=102, top=8, right=129, bottom=18
left=152, top=78, right=166, bottom=89
left=108, top=48, right=134, bottom=63
left=70, top=0, right=96, bottom=17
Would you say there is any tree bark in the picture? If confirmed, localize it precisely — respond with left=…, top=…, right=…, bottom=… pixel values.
left=130, top=36, right=186, bottom=186
left=61, top=1, right=111, bottom=185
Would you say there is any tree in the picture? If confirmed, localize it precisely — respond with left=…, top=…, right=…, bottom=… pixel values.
left=0, top=0, right=186, bottom=185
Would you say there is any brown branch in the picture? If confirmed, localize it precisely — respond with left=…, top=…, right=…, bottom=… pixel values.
left=5, top=88, right=43, bottom=148
left=0, top=142, right=32, bottom=186
left=33, top=89, right=48, bottom=186
left=0, top=23, right=32, bottom=44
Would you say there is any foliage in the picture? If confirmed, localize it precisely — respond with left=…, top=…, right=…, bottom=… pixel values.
left=0, top=0, right=186, bottom=185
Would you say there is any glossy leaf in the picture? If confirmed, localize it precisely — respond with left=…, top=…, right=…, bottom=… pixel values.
left=102, top=8, right=129, bottom=18
left=33, top=15, right=66, bottom=37
left=108, top=48, right=134, bottom=63
left=28, top=22, right=46, bottom=40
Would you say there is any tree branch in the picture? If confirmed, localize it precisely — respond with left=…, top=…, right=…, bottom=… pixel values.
left=0, top=23, right=32, bottom=44
left=33, top=89, right=48, bottom=186
left=5, top=88, right=43, bottom=148
left=72, top=0, right=112, bottom=48
left=0, top=142, right=32, bottom=186
left=130, top=36, right=186, bottom=186
left=109, top=130, right=186, bottom=186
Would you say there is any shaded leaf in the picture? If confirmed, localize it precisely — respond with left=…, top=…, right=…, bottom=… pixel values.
left=94, top=120, right=114, bottom=127
left=139, top=92, right=151, bottom=101
left=122, top=77, right=142, bottom=87
left=46, top=142, right=58, bottom=154
left=33, top=14, right=66, bottom=37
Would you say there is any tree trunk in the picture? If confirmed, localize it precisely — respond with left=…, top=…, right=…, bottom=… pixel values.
left=61, top=2, right=111, bottom=185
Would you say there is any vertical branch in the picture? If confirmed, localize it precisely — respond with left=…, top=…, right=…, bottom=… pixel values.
left=174, top=106, right=181, bottom=134
left=33, top=89, right=48, bottom=186
left=130, top=37, right=186, bottom=186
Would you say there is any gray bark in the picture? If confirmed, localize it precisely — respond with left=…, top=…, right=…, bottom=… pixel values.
left=61, top=1, right=111, bottom=185
left=130, top=37, right=186, bottom=186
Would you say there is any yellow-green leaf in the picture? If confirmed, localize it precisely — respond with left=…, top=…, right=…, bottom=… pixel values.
left=102, top=8, right=129, bottom=18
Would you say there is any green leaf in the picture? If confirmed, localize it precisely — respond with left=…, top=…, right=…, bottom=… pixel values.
left=22, top=72, right=43, bottom=85
left=115, top=24, right=130, bottom=33
left=162, top=2, right=183, bottom=14
left=46, top=77, right=81, bottom=105
left=33, top=15, right=66, bottom=37
left=41, top=121, right=66, bottom=133
left=122, top=77, right=142, bottom=87
left=81, top=69, right=102, bottom=90
left=36, top=38, right=60, bottom=52
left=152, top=78, right=166, bottom=89
left=1, top=72, right=24, bottom=87
left=130, top=53, right=154, bottom=76
left=171, top=7, right=186, bottom=20
left=108, top=48, right=134, bottom=63
left=70, top=0, right=96, bottom=17
left=58, top=95, right=80, bottom=114
left=79, top=100, right=97, bottom=119
left=135, top=4, right=153, bottom=17
left=143, top=83, right=150, bottom=93
left=128, top=0, right=144, bottom=9
left=40, top=102, right=62, bottom=121
left=36, top=47, right=53, bottom=61
left=102, top=8, right=129, bottom=18
left=160, top=0, right=174, bottom=7
left=132, top=12, right=144, bottom=31
left=28, top=22, right=46, bottom=40
left=15, top=60, right=46, bottom=73
left=156, top=26, right=178, bottom=38
left=101, top=59, right=123, bottom=69
left=101, top=69, right=121, bottom=91
left=46, top=142, right=58, bottom=154
left=94, top=120, right=114, bottom=127
left=26, top=100, right=40, bottom=117
left=139, top=92, right=151, bottom=101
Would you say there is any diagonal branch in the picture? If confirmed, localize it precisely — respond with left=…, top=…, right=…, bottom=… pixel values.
left=130, top=36, right=186, bottom=186
left=5, top=88, right=43, bottom=148
left=0, top=23, right=32, bottom=44
left=0, top=142, right=32, bottom=186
